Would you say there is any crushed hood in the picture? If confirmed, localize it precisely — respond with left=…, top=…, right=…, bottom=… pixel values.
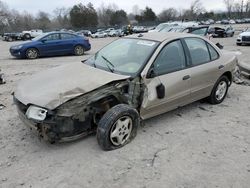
left=15, top=62, right=129, bottom=109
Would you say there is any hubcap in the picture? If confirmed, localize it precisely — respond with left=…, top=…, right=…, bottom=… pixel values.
left=215, top=81, right=227, bottom=101
left=75, top=46, right=84, bottom=55
left=27, top=49, right=37, bottom=59
left=110, top=116, right=132, bottom=146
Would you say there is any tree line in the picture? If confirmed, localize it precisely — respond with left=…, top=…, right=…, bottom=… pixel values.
left=0, top=0, right=250, bottom=33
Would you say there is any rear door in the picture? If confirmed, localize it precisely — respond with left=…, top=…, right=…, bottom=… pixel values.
left=140, top=40, right=192, bottom=119
left=60, top=33, right=77, bottom=53
left=183, top=37, right=221, bottom=101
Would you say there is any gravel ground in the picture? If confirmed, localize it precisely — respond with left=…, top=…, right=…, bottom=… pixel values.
left=0, top=27, right=250, bottom=188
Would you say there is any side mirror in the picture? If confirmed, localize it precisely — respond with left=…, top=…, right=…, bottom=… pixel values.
left=147, top=67, right=156, bottom=78
left=156, top=83, right=165, bottom=99
left=41, top=39, right=47, bottom=43
left=215, top=43, right=224, bottom=49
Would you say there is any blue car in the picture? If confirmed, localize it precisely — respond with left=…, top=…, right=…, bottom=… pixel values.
left=9, top=32, right=91, bottom=59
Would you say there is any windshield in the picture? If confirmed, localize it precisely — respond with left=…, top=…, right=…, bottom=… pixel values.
left=32, top=33, right=47, bottom=41
left=155, top=23, right=169, bottom=31
left=85, top=38, right=159, bottom=76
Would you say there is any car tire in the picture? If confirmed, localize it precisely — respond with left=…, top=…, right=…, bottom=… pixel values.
left=25, top=48, right=39, bottom=59
left=8, top=37, right=13, bottom=42
left=208, top=76, right=229, bottom=104
left=74, top=45, right=85, bottom=56
left=223, top=33, right=227, bottom=38
left=24, top=33, right=31, bottom=40
left=231, top=32, right=234, bottom=37
left=97, top=104, right=139, bottom=151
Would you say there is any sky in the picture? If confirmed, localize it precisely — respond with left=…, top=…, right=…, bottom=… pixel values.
left=3, top=0, right=227, bottom=15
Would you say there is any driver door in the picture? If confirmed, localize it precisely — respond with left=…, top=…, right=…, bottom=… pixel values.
left=140, top=40, right=192, bottom=119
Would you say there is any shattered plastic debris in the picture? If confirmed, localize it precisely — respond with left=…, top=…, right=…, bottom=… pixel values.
left=233, top=66, right=250, bottom=86
left=0, top=104, right=6, bottom=110
left=0, top=72, right=6, bottom=85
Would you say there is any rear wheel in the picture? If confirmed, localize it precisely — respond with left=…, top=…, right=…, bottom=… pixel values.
left=208, top=76, right=229, bottom=104
left=8, top=37, right=13, bottom=42
left=26, top=48, right=39, bottom=59
left=97, top=104, right=139, bottom=151
left=74, top=45, right=84, bottom=56
left=24, top=33, right=31, bottom=40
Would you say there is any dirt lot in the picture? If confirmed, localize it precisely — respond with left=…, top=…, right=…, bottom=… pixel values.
left=0, top=27, right=250, bottom=188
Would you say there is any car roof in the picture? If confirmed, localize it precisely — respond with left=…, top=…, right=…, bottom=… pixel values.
left=46, top=31, right=77, bottom=35
left=126, top=32, right=202, bottom=42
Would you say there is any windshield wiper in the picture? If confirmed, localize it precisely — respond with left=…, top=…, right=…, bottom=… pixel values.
left=101, top=55, right=114, bottom=73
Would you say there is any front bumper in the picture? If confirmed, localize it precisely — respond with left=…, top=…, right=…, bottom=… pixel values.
left=9, top=48, right=24, bottom=58
left=14, top=97, right=94, bottom=143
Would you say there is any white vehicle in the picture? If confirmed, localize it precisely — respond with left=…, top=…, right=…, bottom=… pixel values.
left=91, top=31, right=108, bottom=38
left=236, top=28, right=250, bottom=46
left=21, top=29, right=43, bottom=40
left=150, top=22, right=199, bottom=33
left=108, top=29, right=124, bottom=37
left=229, top=19, right=236, bottom=24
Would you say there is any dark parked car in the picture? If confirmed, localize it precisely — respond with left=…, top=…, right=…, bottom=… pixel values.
left=208, top=26, right=235, bottom=38
left=3, top=32, right=22, bottom=42
left=9, top=32, right=91, bottom=59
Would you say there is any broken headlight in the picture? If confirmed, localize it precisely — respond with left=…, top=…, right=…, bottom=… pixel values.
left=26, top=105, right=47, bottom=121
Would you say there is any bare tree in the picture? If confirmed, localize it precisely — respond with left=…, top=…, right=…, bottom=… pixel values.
left=158, top=8, right=178, bottom=22
left=97, top=3, right=118, bottom=27
left=224, top=0, right=234, bottom=17
left=53, top=7, right=71, bottom=29
left=190, top=0, right=205, bottom=15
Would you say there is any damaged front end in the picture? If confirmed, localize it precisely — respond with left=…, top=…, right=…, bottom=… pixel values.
left=14, top=77, right=144, bottom=143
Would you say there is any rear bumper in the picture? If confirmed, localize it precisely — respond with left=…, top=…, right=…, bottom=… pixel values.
left=238, top=62, right=250, bottom=77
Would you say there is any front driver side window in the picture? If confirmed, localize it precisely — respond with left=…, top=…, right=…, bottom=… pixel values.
left=154, top=40, right=186, bottom=76
left=43, top=34, right=60, bottom=41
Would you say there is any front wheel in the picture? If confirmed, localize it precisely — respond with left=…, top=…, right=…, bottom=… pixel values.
left=74, top=45, right=84, bottom=56
left=208, top=76, right=229, bottom=104
left=26, top=48, right=39, bottom=59
left=97, top=104, right=139, bottom=151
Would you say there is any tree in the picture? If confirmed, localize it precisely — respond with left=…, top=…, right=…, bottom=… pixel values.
left=135, top=6, right=157, bottom=23
left=110, top=10, right=128, bottom=26
left=224, top=0, right=234, bottom=17
left=70, top=3, right=98, bottom=28
left=158, top=8, right=178, bottom=22
left=53, top=7, right=71, bottom=29
left=36, top=11, right=51, bottom=30
left=97, top=3, right=118, bottom=26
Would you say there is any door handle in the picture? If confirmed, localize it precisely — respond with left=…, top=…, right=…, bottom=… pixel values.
left=218, top=65, right=224, bottom=70
left=183, top=75, right=190, bottom=80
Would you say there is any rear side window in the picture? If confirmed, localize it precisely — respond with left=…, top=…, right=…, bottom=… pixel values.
left=185, top=38, right=210, bottom=66
left=61, top=33, right=76, bottom=40
left=207, top=43, right=219, bottom=61
left=154, top=40, right=186, bottom=75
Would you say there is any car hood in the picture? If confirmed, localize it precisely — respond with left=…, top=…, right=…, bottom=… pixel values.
left=14, top=62, right=129, bottom=110
left=240, top=31, right=250, bottom=36
left=11, top=41, right=38, bottom=49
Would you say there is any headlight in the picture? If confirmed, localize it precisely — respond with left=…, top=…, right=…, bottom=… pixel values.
left=26, top=105, right=47, bottom=121
left=12, top=45, right=23, bottom=50
left=238, top=35, right=242, bottom=39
